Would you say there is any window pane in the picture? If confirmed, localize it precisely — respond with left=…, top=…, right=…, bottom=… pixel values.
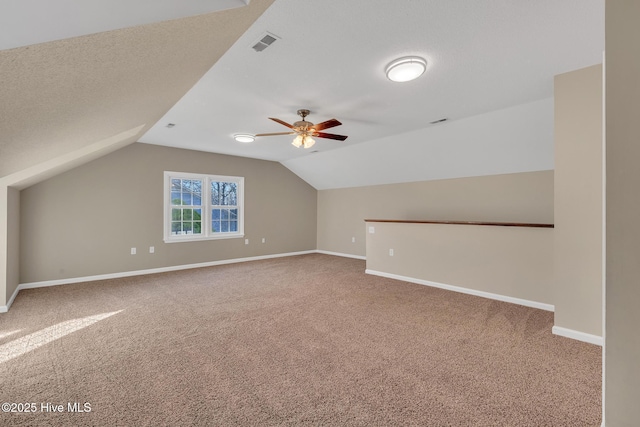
left=192, top=180, right=203, bottom=206
left=182, top=192, right=192, bottom=205
left=212, top=209, right=220, bottom=220
left=211, top=181, right=238, bottom=206
left=221, top=209, right=229, bottom=220
left=172, top=208, right=182, bottom=221
left=171, top=222, right=182, bottom=234
left=221, top=221, right=229, bottom=232
left=230, top=221, right=238, bottom=232
left=211, top=220, right=221, bottom=233
left=226, top=183, right=237, bottom=205
left=184, top=209, right=192, bottom=221
left=211, top=182, right=219, bottom=205
left=230, top=209, right=238, bottom=220
left=194, top=221, right=202, bottom=234
left=171, top=179, right=181, bottom=191
left=194, top=209, right=202, bottom=221
left=224, top=182, right=237, bottom=206
left=183, top=222, right=192, bottom=234
left=171, top=192, right=181, bottom=204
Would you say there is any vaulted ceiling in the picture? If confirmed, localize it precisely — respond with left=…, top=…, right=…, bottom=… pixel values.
left=0, top=0, right=604, bottom=189
left=0, top=0, right=274, bottom=179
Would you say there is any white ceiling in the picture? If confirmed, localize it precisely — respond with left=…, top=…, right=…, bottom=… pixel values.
left=137, top=0, right=604, bottom=188
left=3, top=0, right=604, bottom=190
left=283, top=97, right=555, bottom=190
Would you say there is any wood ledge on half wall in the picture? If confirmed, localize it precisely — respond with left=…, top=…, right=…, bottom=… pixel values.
left=364, top=219, right=554, bottom=228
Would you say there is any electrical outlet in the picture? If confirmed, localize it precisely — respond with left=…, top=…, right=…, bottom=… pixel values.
left=389, top=248, right=394, bottom=256
left=149, top=246, right=154, bottom=254
left=245, top=239, right=249, bottom=245
left=262, top=238, right=266, bottom=243
left=352, top=237, right=356, bottom=243
left=131, top=247, right=136, bottom=255
left=368, top=226, right=375, bottom=234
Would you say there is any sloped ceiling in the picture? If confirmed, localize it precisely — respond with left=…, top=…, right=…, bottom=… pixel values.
left=0, top=0, right=250, bottom=51
left=0, top=0, right=274, bottom=178
left=0, top=0, right=604, bottom=190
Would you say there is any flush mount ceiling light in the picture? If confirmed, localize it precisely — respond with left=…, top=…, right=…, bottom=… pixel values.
left=385, top=56, right=427, bottom=82
left=233, top=134, right=255, bottom=143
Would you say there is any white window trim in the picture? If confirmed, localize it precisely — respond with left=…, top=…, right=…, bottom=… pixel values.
left=163, top=171, right=245, bottom=243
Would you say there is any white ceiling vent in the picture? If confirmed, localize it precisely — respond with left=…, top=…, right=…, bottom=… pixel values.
left=251, top=32, right=279, bottom=52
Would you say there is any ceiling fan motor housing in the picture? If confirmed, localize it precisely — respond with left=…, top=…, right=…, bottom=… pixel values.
left=293, top=120, right=314, bottom=131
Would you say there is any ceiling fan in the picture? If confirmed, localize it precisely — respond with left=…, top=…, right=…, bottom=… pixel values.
left=255, top=109, right=348, bottom=149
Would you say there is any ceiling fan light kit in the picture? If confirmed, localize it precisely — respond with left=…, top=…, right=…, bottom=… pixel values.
left=385, top=56, right=427, bottom=82
left=292, top=134, right=315, bottom=149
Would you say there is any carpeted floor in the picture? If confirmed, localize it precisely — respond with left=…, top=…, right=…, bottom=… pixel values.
left=0, top=254, right=601, bottom=426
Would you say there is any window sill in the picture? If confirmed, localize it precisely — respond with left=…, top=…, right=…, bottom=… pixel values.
left=164, top=233, right=245, bottom=243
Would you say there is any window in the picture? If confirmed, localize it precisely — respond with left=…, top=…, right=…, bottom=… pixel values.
left=164, top=172, right=244, bottom=242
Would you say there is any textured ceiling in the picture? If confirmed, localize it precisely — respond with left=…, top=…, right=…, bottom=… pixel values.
left=0, top=0, right=604, bottom=189
left=0, top=0, right=250, bottom=50
left=0, top=0, right=274, bottom=177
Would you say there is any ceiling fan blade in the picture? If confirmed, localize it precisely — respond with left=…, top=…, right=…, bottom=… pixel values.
left=314, top=132, right=348, bottom=141
left=268, top=117, right=294, bottom=129
left=313, top=118, right=342, bottom=131
left=255, top=132, right=296, bottom=137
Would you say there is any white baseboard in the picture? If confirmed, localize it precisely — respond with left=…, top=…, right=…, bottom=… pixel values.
left=552, top=326, right=603, bottom=346
left=1, top=250, right=317, bottom=312
left=316, top=250, right=366, bottom=260
left=0, top=286, right=20, bottom=313
left=365, top=269, right=555, bottom=312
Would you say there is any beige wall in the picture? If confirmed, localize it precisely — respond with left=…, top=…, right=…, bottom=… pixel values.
left=605, top=1, right=640, bottom=425
left=6, top=187, right=20, bottom=304
left=553, top=64, right=603, bottom=337
left=0, top=186, right=20, bottom=308
left=0, top=186, right=7, bottom=307
left=366, top=222, right=554, bottom=306
left=19, top=143, right=317, bottom=284
left=318, top=171, right=554, bottom=257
